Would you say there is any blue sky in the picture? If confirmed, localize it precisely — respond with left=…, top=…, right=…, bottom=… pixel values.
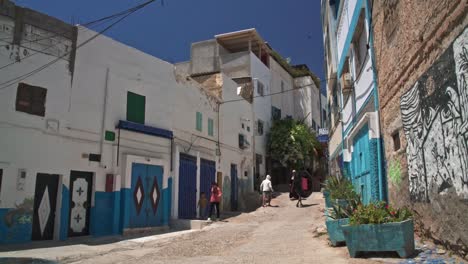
left=15, top=0, right=324, bottom=91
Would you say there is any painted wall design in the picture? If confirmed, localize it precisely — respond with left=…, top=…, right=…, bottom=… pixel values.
left=0, top=197, right=34, bottom=243
left=400, top=28, right=468, bottom=201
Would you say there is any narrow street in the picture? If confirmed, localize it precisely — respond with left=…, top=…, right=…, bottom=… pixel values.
left=2, top=193, right=384, bottom=264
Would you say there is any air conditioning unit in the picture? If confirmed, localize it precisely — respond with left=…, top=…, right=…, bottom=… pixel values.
left=341, top=73, right=353, bottom=93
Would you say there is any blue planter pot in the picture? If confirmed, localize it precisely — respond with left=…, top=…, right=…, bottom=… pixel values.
left=326, top=217, right=349, bottom=246
left=342, top=219, right=415, bottom=258
left=323, top=191, right=332, bottom=208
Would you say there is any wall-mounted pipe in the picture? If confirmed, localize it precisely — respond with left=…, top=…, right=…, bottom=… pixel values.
left=99, top=67, right=110, bottom=168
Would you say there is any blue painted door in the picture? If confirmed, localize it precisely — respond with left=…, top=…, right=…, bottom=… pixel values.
left=230, top=164, right=238, bottom=211
left=130, top=163, right=163, bottom=228
left=178, top=154, right=197, bottom=219
left=351, top=125, right=371, bottom=204
left=200, top=159, right=216, bottom=201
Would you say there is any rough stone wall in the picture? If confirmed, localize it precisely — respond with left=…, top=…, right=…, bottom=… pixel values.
left=372, top=0, right=468, bottom=257
left=192, top=74, right=223, bottom=99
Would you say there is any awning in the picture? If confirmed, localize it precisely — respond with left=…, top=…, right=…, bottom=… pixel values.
left=116, top=120, right=173, bottom=140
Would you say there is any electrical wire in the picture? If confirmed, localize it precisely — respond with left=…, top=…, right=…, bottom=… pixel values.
left=0, top=0, right=156, bottom=91
left=220, top=77, right=337, bottom=105
left=0, top=0, right=156, bottom=73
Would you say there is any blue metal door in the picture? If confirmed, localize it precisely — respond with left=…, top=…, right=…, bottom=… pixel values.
left=351, top=125, right=371, bottom=204
left=230, top=164, right=238, bottom=211
left=200, top=159, right=216, bottom=201
left=130, top=163, right=163, bottom=228
left=178, top=154, right=197, bottom=219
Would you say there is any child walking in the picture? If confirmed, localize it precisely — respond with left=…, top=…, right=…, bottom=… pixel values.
left=197, top=192, right=208, bottom=219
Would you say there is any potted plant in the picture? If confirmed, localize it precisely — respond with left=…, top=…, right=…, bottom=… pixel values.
left=322, top=176, right=340, bottom=208
left=326, top=192, right=361, bottom=246
left=342, top=202, right=414, bottom=258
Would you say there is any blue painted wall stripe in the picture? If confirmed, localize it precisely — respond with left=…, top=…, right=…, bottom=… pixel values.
left=60, top=185, right=70, bottom=241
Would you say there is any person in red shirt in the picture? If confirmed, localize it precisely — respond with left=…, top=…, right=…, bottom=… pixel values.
left=208, top=182, right=222, bottom=221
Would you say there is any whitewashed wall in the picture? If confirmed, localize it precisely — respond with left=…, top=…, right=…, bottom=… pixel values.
left=250, top=53, right=272, bottom=165
left=269, top=58, right=295, bottom=118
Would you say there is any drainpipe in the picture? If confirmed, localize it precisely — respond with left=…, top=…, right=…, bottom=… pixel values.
left=366, top=0, right=386, bottom=201
left=100, top=67, right=110, bottom=168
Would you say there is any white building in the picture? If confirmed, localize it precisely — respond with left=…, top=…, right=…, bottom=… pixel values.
left=0, top=2, right=322, bottom=245
left=180, top=29, right=321, bottom=187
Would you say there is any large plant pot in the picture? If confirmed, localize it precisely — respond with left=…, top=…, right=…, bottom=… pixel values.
left=323, top=191, right=332, bottom=208
left=325, top=217, right=349, bottom=246
left=342, top=219, right=415, bottom=258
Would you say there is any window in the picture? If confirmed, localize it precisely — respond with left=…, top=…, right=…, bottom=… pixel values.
left=257, top=119, right=264, bottom=136
left=272, top=106, right=281, bottom=121
left=392, top=131, right=401, bottom=151
left=196, top=112, right=202, bottom=132
left=127, top=91, right=145, bottom=124
left=322, top=109, right=327, bottom=123
left=239, top=134, right=246, bottom=149
left=256, top=154, right=263, bottom=165
left=351, top=11, right=368, bottom=79
left=16, top=83, right=47, bottom=117
left=312, top=120, right=317, bottom=130
left=208, top=118, right=214, bottom=136
left=281, top=81, right=285, bottom=92
left=257, top=81, right=265, bottom=96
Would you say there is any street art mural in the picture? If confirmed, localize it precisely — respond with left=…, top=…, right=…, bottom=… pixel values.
left=400, top=28, right=468, bottom=201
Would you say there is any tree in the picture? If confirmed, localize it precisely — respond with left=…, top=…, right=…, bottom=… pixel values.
left=268, top=118, right=320, bottom=169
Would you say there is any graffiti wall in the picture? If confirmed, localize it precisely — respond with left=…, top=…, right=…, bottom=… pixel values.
left=400, top=28, right=468, bottom=201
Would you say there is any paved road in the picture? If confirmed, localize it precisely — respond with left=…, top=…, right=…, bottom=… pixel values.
left=62, top=192, right=378, bottom=264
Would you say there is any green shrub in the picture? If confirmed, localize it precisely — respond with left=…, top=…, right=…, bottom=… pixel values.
left=349, top=201, right=413, bottom=225
left=323, top=176, right=359, bottom=200
left=328, top=195, right=362, bottom=220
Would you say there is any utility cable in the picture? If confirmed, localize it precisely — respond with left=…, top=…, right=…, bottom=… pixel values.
left=220, top=77, right=337, bottom=105
left=0, top=0, right=155, bottom=72
left=0, top=0, right=156, bottom=90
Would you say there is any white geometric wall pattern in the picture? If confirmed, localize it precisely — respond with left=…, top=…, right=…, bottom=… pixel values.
left=38, top=186, right=51, bottom=236
left=70, top=178, right=88, bottom=233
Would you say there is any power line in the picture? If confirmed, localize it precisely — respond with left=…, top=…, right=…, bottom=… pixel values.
left=0, top=0, right=156, bottom=90
left=0, top=1, right=155, bottom=72
left=220, top=77, right=337, bottom=105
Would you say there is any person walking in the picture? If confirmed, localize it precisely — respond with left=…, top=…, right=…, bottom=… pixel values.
left=292, top=172, right=304, bottom=207
left=208, top=182, right=222, bottom=221
left=260, top=175, right=274, bottom=207
left=289, top=170, right=299, bottom=200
